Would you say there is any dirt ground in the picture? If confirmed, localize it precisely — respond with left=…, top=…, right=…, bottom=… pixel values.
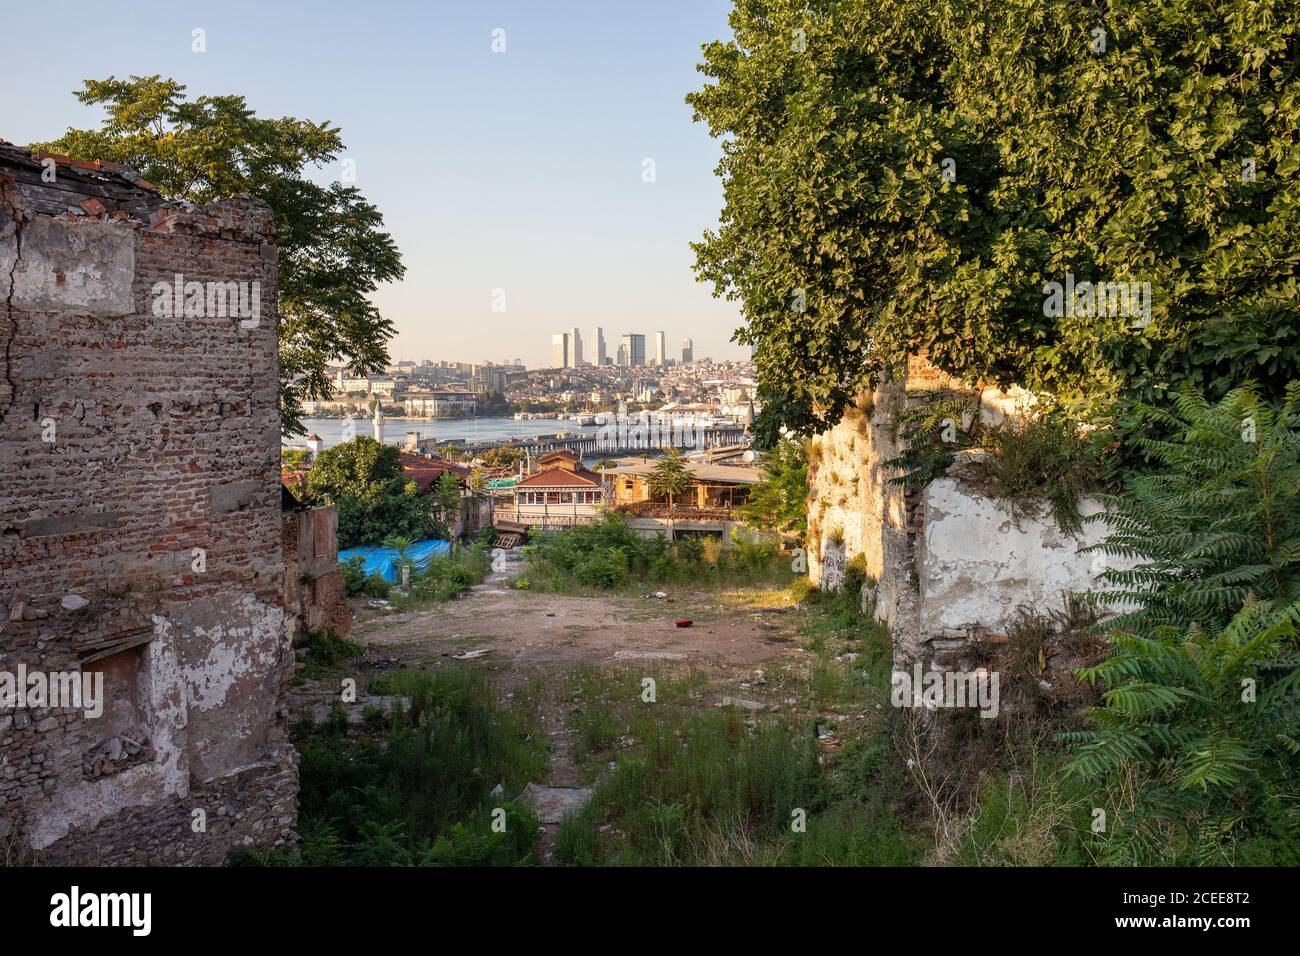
left=352, top=581, right=804, bottom=681
left=338, top=572, right=811, bottom=861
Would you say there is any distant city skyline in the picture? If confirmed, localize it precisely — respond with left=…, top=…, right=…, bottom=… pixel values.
left=4, top=0, right=748, bottom=369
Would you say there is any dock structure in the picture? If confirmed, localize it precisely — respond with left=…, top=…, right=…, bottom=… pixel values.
left=412, top=423, right=748, bottom=459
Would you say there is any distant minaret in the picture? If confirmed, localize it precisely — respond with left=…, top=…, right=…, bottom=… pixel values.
left=372, top=400, right=385, bottom=445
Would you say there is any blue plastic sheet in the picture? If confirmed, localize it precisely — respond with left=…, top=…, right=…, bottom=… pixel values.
left=338, top=539, right=451, bottom=583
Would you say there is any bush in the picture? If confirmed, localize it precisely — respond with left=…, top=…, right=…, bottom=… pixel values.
left=303, top=629, right=362, bottom=672
left=1088, top=383, right=1300, bottom=635
left=1068, top=383, right=1300, bottom=864
left=973, top=411, right=1103, bottom=535
left=341, top=555, right=368, bottom=596
left=1063, top=603, right=1300, bottom=865
left=283, top=668, right=547, bottom=867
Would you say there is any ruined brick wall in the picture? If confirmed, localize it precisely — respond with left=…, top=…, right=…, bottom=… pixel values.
left=0, top=144, right=297, bottom=863
left=282, top=504, right=350, bottom=647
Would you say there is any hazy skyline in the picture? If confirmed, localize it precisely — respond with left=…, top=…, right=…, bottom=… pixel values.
left=4, top=0, right=747, bottom=368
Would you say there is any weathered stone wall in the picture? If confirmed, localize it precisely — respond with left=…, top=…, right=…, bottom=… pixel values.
left=806, top=355, right=1113, bottom=665
left=0, top=144, right=297, bottom=863
left=282, top=504, right=350, bottom=646
left=805, top=367, right=909, bottom=606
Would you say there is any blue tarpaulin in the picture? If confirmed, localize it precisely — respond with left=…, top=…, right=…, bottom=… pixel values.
left=338, top=540, right=451, bottom=583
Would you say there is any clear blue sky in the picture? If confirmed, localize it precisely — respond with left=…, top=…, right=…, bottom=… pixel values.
left=3, top=0, right=745, bottom=368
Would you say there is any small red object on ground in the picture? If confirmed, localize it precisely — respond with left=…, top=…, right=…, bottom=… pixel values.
left=675, top=619, right=693, bottom=628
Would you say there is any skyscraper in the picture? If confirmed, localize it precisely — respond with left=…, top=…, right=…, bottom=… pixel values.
left=551, top=332, right=570, bottom=369
left=681, top=337, right=693, bottom=364
left=569, top=327, right=583, bottom=367
left=654, top=331, right=666, bottom=366
left=621, top=333, right=646, bottom=366
left=591, top=326, right=606, bottom=366
left=616, top=343, right=627, bottom=366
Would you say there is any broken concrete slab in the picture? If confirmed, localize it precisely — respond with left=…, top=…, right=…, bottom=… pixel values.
left=613, top=649, right=687, bottom=661
left=718, top=695, right=768, bottom=712
left=522, top=782, right=592, bottom=825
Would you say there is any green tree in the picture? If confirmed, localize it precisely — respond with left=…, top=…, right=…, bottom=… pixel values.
left=434, top=471, right=464, bottom=540
left=468, top=467, right=488, bottom=499
left=33, top=75, right=405, bottom=435
left=648, top=450, right=692, bottom=541
left=382, top=534, right=416, bottom=584
left=478, top=446, right=526, bottom=470
left=688, top=0, right=1300, bottom=446
left=281, top=447, right=312, bottom=469
left=305, top=437, right=431, bottom=548
left=737, top=438, right=809, bottom=536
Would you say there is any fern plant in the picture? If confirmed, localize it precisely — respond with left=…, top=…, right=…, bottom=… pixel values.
left=1068, top=382, right=1300, bottom=863
left=885, top=392, right=978, bottom=489
left=1086, top=382, right=1300, bottom=637
left=1063, top=602, right=1300, bottom=864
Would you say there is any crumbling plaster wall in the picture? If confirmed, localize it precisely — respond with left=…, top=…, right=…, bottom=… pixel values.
left=0, top=147, right=297, bottom=864
left=916, top=478, right=1115, bottom=641
left=806, top=357, right=1114, bottom=665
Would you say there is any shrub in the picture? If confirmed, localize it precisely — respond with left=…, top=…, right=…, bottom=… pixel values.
left=287, top=668, right=547, bottom=866
left=1064, top=603, right=1300, bottom=865
left=1088, top=382, right=1300, bottom=635
left=341, top=555, right=368, bottom=596
left=972, top=411, right=1103, bottom=535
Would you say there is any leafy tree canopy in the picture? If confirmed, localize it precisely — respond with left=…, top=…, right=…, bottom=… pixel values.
left=648, top=450, right=692, bottom=504
left=33, top=75, right=405, bottom=434
left=738, top=438, right=809, bottom=536
left=304, top=437, right=432, bottom=548
left=689, top=0, right=1300, bottom=439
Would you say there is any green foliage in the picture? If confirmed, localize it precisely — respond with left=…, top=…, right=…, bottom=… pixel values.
left=434, top=472, right=463, bottom=532
left=954, top=747, right=1097, bottom=866
left=301, top=629, right=363, bottom=676
left=304, top=437, right=433, bottom=548
left=973, top=412, right=1104, bottom=535
left=886, top=393, right=979, bottom=489
left=647, top=449, right=691, bottom=507
left=392, top=548, right=491, bottom=607
left=1067, top=382, right=1300, bottom=863
left=525, top=514, right=794, bottom=592
left=283, top=668, right=547, bottom=866
left=555, top=656, right=916, bottom=866
left=556, top=707, right=823, bottom=865
left=478, top=446, right=526, bottom=469
left=1087, top=383, right=1300, bottom=634
left=688, top=0, right=1300, bottom=438
left=340, top=555, right=368, bottom=596
left=1063, top=604, right=1300, bottom=864
left=33, top=75, right=405, bottom=435
left=737, top=438, right=809, bottom=536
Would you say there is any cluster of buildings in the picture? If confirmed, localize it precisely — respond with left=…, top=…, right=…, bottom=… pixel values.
left=302, top=359, right=529, bottom=418
left=551, top=327, right=692, bottom=370
left=493, top=446, right=764, bottom=543
left=509, top=358, right=757, bottom=414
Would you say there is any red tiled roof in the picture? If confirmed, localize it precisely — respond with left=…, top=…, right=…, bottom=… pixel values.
left=538, top=450, right=580, bottom=463
left=399, top=452, right=470, bottom=492
left=516, top=466, right=602, bottom=488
